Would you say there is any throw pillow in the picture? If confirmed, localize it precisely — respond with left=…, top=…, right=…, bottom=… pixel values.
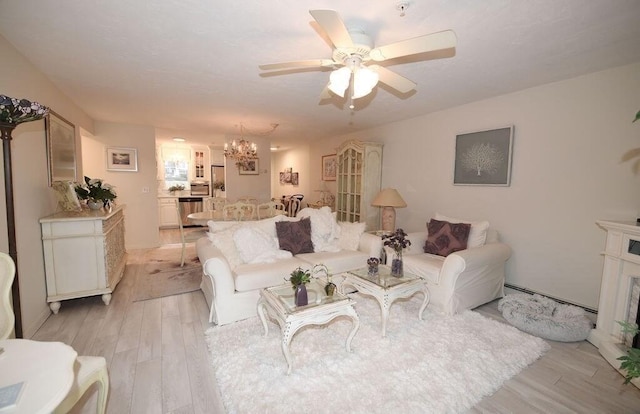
left=232, top=226, right=292, bottom=264
left=424, top=219, right=471, bottom=257
left=207, top=226, right=243, bottom=269
left=434, top=213, right=490, bottom=248
left=275, top=217, right=314, bottom=255
left=338, top=221, right=366, bottom=251
left=297, top=206, right=340, bottom=252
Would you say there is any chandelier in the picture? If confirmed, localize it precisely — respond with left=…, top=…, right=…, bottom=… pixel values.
left=224, top=139, right=258, bottom=168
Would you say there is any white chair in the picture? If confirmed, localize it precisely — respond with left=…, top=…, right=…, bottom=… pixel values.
left=205, top=197, right=226, bottom=211
left=237, top=196, right=258, bottom=205
left=0, top=252, right=15, bottom=340
left=175, top=200, right=204, bottom=266
left=223, top=201, right=256, bottom=221
left=257, top=201, right=286, bottom=219
left=0, top=252, right=109, bottom=414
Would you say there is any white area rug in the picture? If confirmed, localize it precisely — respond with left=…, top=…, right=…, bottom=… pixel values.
left=205, top=294, right=549, bottom=414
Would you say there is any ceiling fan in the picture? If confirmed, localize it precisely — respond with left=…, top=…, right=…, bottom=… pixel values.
left=259, top=9, right=457, bottom=108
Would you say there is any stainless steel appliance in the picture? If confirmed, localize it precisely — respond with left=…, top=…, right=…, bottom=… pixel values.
left=178, top=197, right=203, bottom=227
left=190, top=181, right=210, bottom=196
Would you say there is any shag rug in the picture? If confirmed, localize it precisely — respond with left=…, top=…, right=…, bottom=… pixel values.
left=205, top=294, right=550, bottom=414
left=132, top=244, right=202, bottom=301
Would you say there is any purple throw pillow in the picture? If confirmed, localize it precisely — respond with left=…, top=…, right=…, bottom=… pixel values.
left=276, top=217, right=314, bottom=255
left=424, top=219, right=471, bottom=257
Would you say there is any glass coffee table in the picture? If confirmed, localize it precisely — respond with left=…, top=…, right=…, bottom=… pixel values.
left=341, top=265, right=430, bottom=337
left=257, top=279, right=360, bottom=375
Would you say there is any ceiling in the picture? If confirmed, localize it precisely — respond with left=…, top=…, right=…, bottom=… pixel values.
left=1, top=0, right=640, bottom=149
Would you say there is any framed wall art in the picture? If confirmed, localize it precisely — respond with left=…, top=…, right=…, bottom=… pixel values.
left=239, top=159, right=259, bottom=175
left=107, top=147, right=138, bottom=171
left=453, top=126, right=514, bottom=186
left=322, top=154, right=337, bottom=181
left=45, top=111, right=77, bottom=186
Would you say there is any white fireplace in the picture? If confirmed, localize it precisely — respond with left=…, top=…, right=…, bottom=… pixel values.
left=589, top=220, right=640, bottom=388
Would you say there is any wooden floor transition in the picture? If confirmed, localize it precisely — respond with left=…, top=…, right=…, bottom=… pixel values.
left=31, top=228, right=640, bottom=413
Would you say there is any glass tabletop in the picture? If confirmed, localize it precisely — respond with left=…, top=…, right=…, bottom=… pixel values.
left=347, top=265, right=421, bottom=289
left=266, top=279, right=349, bottom=313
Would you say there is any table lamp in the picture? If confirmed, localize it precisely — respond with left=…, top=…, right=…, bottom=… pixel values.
left=371, top=188, right=407, bottom=232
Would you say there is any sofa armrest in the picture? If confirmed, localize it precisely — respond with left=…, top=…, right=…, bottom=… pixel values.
left=195, top=237, right=236, bottom=296
left=440, top=242, right=512, bottom=288
left=403, top=232, right=427, bottom=256
left=358, top=232, right=383, bottom=258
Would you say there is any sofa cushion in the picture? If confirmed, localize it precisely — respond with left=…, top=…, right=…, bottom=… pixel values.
left=276, top=217, right=314, bottom=255
left=338, top=221, right=366, bottom=251
left=434, top=213, right=490, bottom=248
left=207, top=226, right=243, bottom=270
left=297, top=249, right=369, bottom=274
left=424, top=219, right=471, bottom=257
left=233, top=226, right=292, bottom=264
left=403, top=254, right=445, bottom=285
left=234, top=257, right=309, bottom=292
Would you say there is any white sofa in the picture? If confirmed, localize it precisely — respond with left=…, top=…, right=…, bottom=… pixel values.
left=401, top=226, right=511, bottom=315
left=196, top=210, right=382, bottom=325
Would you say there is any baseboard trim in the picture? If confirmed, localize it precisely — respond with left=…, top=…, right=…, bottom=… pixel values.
left=504, top=283, right=598, bottom=315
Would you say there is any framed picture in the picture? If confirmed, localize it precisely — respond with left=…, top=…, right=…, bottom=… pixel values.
left=322, top=154, right=337, bottom=181
left=291, top=172, right=299, bottom=186
left=453, top=126, right=514, bottom=186
left=107, top=147, right=138, bottom=171
left=239, top=159, right=259, bottom=175
left=45, top=111, right=77, bottom=186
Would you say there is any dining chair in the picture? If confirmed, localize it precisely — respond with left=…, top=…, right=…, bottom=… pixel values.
left=237, top=196, right=258, bottom=205
left=257, top=201, right=286, bottom=219
left=223, top=201, right=256, bottom=221
left=205, top=197, right=227, bottom=211
left=175, top=200, right=205, bottom=266
left=286, top=197, right=301, bottom=217
left=1, top=252, right=110, bottom=414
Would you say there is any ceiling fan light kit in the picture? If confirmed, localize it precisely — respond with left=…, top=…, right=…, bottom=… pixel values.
left=259, top=9, right=456, bottom=108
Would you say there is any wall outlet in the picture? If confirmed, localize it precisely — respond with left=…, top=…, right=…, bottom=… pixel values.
left=142, top=186, right=150, bottom=193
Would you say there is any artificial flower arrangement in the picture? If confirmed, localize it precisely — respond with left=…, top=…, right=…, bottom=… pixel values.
left=75, top=176, right=117, bottom=204
left=382, top=228, right=411, bottom=256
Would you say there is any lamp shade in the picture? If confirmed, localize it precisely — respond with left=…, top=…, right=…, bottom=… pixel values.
left=371, top=188, right=407, bottom=208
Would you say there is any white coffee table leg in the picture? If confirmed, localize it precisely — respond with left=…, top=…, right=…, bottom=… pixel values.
left=257, top=298, right=269, bottom=336
left=418, top=287, right=430, bottom=320
left=376, top=295, right=391, bottom=338
left=345, top=307, right=360, bottom=352
left=281, top=322, right=298, bottom=375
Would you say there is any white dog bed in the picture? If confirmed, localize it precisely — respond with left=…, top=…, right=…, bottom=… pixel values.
left=498, top=294, right=593, bottom=342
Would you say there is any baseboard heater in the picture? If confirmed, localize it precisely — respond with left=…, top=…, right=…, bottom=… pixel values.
left=504, top=283, right=598, bottom=315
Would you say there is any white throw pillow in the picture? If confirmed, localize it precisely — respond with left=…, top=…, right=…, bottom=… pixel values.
left=232, top=226, right=291, bottom=264
left=297, top=207, right=340, bottom=252
left=338, top=221, right=366, bottom=251
left=207, top=226, right=243, bottom=269
left=434, top=213, right=490, bottom=248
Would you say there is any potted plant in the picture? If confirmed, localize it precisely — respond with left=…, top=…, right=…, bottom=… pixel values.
left=168, top=184, right=185, bottom=194
left=382, top=228, right=411, bottom=277
left=617, top=321, right=640, bottom=385
left=212, top=180, right=225, bottom=196
left=75, top=176, right=117, bottom=210
left=287, top=267, right=311, bottom=306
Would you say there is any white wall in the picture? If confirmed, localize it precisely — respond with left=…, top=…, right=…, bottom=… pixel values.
left=0, top=35, right=94, bottom=337
left=310, top=62, right=640, bottom=310
left=89, top=122, right=160, bottom=249
left=271, top=144, right=312, bottom=203
left=224, top=135, right=272, bottom=201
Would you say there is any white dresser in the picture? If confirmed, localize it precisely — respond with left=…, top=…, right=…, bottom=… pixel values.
left=39, top=205, right=127, bottom=314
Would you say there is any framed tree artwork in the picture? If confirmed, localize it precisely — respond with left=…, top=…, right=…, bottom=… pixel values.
left=322, top=154, right=337, bottom=181
left=453, top=126, right=514, bottom=186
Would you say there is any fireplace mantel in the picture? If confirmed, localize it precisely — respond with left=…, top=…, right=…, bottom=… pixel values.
left=590, top=220, right=640, bottom=387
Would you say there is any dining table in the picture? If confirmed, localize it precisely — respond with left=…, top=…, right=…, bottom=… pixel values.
left=0, top=339, right=77, bottom=413
left=187, top=208, right=285, bottom=226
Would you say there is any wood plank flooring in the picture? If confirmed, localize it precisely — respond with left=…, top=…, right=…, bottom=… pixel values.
left=31, top=229, right=640, bottom=413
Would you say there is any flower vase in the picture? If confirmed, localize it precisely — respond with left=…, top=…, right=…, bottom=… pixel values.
left=294, top=284, right=308, bottom=306
left=391, top=250, right=404, bottom=278
left=87, top=200, right=102, bottom=210
left=324, top=279, right=336, bottom=296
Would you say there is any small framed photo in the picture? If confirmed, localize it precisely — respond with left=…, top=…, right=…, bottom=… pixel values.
left=291, top=172, right=299, bottom=186
left=322, top=154, right=337, bottom=181
left=239, top=159, right=259, bottom=175
left=107, top=147, right=138, bottom=171
left=454, top=126, right=514, bottom=186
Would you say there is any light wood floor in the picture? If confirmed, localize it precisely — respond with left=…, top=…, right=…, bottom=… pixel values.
left=31, top=229, right=640, bottom=413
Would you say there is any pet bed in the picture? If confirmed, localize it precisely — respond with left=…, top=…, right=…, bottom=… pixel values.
left=498, top=293, right=593, bottom=342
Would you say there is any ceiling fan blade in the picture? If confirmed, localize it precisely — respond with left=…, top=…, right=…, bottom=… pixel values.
left=370, top=65, right=416, bottom=94
left=309, top=10, right=353, bottom=49
left=369, top=30, right=457, bottom=62
left=259, top=59, right=335, bottom=71
left=319, top=83, right=332, bottom=100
